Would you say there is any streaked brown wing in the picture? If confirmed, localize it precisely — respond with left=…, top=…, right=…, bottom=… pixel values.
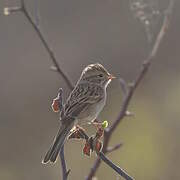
left=64, top=83, right=103, bottom=117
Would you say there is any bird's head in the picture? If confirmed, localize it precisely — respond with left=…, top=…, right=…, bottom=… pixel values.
left=80, top=63, right=115, bottom=87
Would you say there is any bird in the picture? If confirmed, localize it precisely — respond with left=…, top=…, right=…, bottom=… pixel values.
left=42, top=63, right=115, bottom=164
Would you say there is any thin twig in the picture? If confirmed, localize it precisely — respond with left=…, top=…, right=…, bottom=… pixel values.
left=18, top=1, right=73, bottom=179
left=98, top=152, right=134, bottom=180
left=72, top=127, right=132, bottom=180
left=57, top=89, right=70, bottom=180
left=20, top=0, right=73, bottom=90
left=60, top=146, right=70, bottom=180
left=86, top=0, right=175, bottom=179
left=34, top=0, right=40, bottom=27
left=106, top=143, right=123, bottom=154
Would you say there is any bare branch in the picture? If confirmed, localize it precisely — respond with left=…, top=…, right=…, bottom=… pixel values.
left=98, top=152, right=134, bottom=180
left=18, top=1, right=73, bottom=179
left=86, top=0, right=175, bottom=179
left=34, top=0, right=40, bottom=27
left=106, top=143, right=123, bottom=154
left=74, top=127, right=133, bottom=180
left=59, top=146, right=70, bottom=180
left=54, top=88, right=69, bottom=179
left=118, top=78, right=129, bottom=97
left=20, top=0, right=73, bottom=90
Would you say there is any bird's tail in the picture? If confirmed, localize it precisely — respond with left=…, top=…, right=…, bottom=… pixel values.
left=42, top=117, right=74, bottom=164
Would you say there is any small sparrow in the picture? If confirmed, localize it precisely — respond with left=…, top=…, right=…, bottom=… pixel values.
left=42, top=63, right=115, bottom=164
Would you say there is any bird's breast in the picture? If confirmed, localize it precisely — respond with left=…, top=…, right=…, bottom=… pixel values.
left=78, top=92, right=106, bottom=124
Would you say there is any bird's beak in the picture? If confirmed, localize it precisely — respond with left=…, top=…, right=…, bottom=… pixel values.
left=108, top=74, right=116, bottom=80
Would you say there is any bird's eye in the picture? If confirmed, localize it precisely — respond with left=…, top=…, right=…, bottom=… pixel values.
left=98, top=74, right=103, bottom=78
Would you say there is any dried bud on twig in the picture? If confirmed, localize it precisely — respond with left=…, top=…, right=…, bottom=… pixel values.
left=3, top=6, right=21, bottom=16
left=51, top=88, right=64, bottom=112
left=68, top=121, right=108, bottom=156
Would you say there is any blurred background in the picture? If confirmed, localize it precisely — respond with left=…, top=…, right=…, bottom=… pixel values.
left=0, top=0, right=180, bottom=179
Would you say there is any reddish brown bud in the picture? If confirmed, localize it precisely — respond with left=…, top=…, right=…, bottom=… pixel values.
left=95, top=127, right=104, bottom=139
left=51, top=98, right=60, bottom=112
left=95, top=140, right=102, bottom=153
left=83, top=142, right=91, bottom=156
